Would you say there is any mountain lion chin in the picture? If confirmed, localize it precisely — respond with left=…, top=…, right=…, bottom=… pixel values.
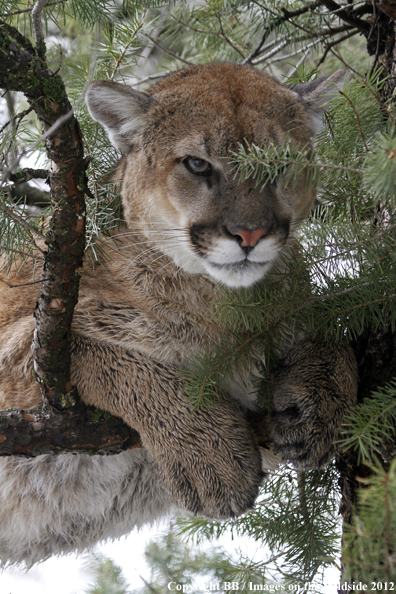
left=202, top=260, right=273, bottom=288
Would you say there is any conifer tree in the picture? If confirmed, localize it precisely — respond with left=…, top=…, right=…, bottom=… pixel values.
left=1, top=1, right=396, bottom=590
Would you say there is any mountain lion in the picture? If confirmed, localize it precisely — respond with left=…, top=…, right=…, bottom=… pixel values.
left=0, top=63, right=357, bottom=566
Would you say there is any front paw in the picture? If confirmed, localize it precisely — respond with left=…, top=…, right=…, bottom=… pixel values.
left=272, top=412, right=337, bottom=470
left=156, top=447, right=263, bottom=519
left=141, top=399, right=264, bottom=519
left=270, top=341, right=358, bottom=470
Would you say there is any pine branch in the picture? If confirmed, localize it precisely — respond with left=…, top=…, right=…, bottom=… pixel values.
left=340, top=380, right=396, bottom=463
left=317, top=0, right=371, bottom=34
left=0, top=403, right=141, bottom=456
left=213, top=8, right=246, bottom=59
left=0, top=104, right=34, bottom=136
left=316, top=30, right=359, bottom=66
left=242, top=0, right=322, bottom=64
left=0, top=0, right=68, bottom=18
left=337, top=315, right=396, bottom=530
left=9, top=168, right=50, bottom=183
left=329, top=46, right=363, bottom=77
left=338, top=90, right=369, bottom=152
left=264, top=38, right=323, bottom=67
left=143, top=33, right=194, bottom=66
left=132, top=71, right=172, bottom=87
left=0, top=196, right=47, bottom=243
left=0, top=248, right=44, bottom=265
left=31, top=0, right=48, bottom=57
left=0, top=21, right=87, bottom=409
left=252, top=26, right=356, bottom=66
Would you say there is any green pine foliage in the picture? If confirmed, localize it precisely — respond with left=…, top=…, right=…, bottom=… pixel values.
left=139, top=530, right=265, bottom=593
left=85, top=553, right=131, bottom=594
left=342, top=460, right=396, bottom=583
left=1, top=0, right=396, bottom=588
left=340, top=380, right=396, bottom=465
left=176, top=465, right=342, bottom=591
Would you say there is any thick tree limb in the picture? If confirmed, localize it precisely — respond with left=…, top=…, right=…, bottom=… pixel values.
left=0, top=404, right=141, bottom=456
left=377, top=19, right=396, bottom=103
left=0, top=21, right=87, bottom=409
left=8, top=169, right=51, bottom=205
left=31, top=0, right=48, bottom=52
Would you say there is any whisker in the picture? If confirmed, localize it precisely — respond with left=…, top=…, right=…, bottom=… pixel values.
left=154, top=248, right=200, bottom=278
left=123, top=242, right=189, bottom=272
left=110, top=229, right=187, bottom=239
left=135, top=250, right=182, bottom=276
left=170, top=256, right=200, bottom=280
left=112, top=239, right=187, bottom=251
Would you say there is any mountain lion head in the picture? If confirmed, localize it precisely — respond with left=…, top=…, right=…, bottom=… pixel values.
left=86, top=63, right=343, bottom=287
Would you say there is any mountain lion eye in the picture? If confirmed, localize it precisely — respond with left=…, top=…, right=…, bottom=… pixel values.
left=184, top=157, right=212, bottom=176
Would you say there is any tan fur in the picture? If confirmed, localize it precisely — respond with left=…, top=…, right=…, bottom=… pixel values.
left=0, top=64, right=357, bottom=565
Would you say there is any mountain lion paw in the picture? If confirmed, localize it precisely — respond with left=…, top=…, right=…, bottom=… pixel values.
left=141, top=399, right=264, bottom=519
left=156, top=446, right=264, bottom=519
left=270, top=341, right=358, bottom=470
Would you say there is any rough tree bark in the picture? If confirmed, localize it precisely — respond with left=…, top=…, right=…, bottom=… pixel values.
left=0, top=404, right=141, bottom=456
left=0, top=20, right=86, bottom=407
left=0, top=21, right=83, bottom=405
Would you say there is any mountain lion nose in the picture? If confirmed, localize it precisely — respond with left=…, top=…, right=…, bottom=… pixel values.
left=232, top=228, right=268, bottom=247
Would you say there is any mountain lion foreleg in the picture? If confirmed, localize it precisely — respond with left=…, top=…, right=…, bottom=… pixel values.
left=271, top=340, right=358, bottom=469
left=70, top=337, right=264, bottom=519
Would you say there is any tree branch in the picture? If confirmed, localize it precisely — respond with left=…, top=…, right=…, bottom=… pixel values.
left=318, top=0, right=371, bottom=34
left=0, top=198, right=47, bottom=242
left=132, top=71, right=172, bottom=87
left=242, top=0, right=322, bottom=65
left=0, top=0, right=68, bottom=18
left=0, top=104, right=34, bottom=136
left=7, top=181, right=50, bottom=205
left=0, top=404, right=141, bottom=456
left=316, top=29, right=359, bottom=66
left=337, top=318, right=396, bottom=524
left=143, top=33, right=194, bottom=66
left=31, top=0, right=48, bottom=56
left=0, top=21, right=87, bottom=409
left=9, top=168, right=50, bottom=183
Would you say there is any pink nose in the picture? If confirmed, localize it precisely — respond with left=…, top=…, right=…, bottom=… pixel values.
left=233, top=228, right=268, bottom=247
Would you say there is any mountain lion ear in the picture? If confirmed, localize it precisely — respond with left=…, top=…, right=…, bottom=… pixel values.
left=291, top=70, right=345, bottom=135
left=85, top=81, right=153, bottom=153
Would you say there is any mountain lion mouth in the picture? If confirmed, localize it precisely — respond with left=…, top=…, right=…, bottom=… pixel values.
left=188, top=232, right=285, bottom=287
left=202, top=258, right=274, bottom=288
left=206, top=260, right=270, bottom=270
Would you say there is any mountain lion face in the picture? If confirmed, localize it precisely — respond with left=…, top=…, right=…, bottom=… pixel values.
left=86, top=63, right=341, bottom=287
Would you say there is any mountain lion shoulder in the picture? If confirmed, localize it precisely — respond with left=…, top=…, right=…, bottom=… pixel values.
left=0, top=63, right=358, bottom=566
